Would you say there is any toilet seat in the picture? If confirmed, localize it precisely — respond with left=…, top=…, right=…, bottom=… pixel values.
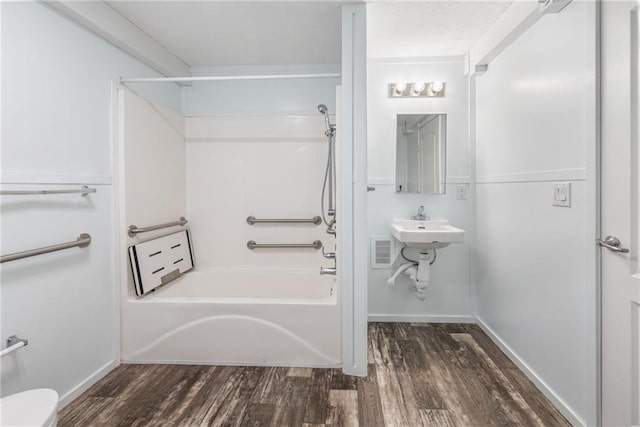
left=1, top=388, right=58, bottom=427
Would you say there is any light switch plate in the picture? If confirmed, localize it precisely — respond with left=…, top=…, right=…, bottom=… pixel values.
left=456, top=185, right=468, bottom=200
left=552, top=182, right=571, bottom=207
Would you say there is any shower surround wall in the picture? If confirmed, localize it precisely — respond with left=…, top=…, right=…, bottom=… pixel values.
left=474, top=2, right=597, bottom=424
left=366, top=59, right=473, bottom=322
left=185, top=115, right=332, bottom=272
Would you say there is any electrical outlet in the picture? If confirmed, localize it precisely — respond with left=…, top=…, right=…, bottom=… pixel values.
left=456, top=185, right=468, bottom=200
left=552, top=182, right=571, bottom=207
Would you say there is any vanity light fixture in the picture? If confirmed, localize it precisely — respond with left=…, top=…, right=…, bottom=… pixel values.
left=395, top=81, right=407, bottom=95
left=388, top=81, right=446, bottom=98
left=430, top=81, right=444, bottom=94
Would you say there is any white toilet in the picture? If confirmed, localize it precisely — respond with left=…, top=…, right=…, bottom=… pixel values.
left=1, top=388, right=58, bottom=427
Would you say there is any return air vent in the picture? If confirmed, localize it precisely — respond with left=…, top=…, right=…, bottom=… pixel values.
left=370, top=235, right=395, bottom=269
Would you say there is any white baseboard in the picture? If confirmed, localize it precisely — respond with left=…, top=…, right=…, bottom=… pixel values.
left=58, top=360, right=117, bottom=409
left=121, top=359, right=340, bottom=369
left=475, top=317, right=584, bottom=427
left=368, top=314, right=475, bottom=323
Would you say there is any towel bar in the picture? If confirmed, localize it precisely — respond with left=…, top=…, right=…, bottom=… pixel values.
left=0, top=186, right=96, bottom=196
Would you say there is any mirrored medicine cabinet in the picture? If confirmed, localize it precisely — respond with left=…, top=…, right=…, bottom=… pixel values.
left=395, top=114, right=446, bottom=194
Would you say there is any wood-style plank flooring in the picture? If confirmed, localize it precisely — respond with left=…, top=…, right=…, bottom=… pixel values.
left=59, top=323, right=571, bottom=426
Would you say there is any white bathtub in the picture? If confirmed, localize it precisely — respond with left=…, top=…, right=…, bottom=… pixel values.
left=120, top=270, right=341, bottom=367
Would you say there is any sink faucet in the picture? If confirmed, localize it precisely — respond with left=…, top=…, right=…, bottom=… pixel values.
left=411, top=205, right=430, bottom=221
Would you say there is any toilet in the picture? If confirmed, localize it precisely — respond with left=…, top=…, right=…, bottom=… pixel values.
left=1, top=388, right=58, bottom=427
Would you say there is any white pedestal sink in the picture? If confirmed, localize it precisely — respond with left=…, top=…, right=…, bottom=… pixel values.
left=391, top=218, right=465, bottom=252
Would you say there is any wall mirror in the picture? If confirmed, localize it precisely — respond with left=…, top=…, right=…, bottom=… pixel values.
left=395, top=114, right=446, bottom=194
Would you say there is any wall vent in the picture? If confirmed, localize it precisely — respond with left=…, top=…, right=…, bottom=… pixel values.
left=370, top=235, right=395, bottom=269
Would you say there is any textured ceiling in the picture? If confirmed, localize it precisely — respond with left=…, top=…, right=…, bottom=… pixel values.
left=368, top=2, right=512, bottom=58
left=106, top=1, right=513, bottom=67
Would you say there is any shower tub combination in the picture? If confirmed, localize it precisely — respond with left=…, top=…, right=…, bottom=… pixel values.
left=121, top=269, right=340, bottom=367
left=117, top=86, right=341, bottom=368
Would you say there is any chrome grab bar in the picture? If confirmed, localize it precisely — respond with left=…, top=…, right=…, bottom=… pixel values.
left=1, top=335, right=28, bottom=357
left=0, top=185, right=96, bottom=196
left=128, top=217, right=188, bottom=237
left=247, top=240, right=323, bottom=250
left=246, top=216, right=322, bottom=225
left=0, top=233, right=92, bottom=264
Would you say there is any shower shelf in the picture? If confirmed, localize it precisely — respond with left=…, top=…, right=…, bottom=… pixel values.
left=246, top=216, right=322, bottom=225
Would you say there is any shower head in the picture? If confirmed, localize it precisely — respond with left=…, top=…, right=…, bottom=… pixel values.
left=317, top=104, right=334, bottom=134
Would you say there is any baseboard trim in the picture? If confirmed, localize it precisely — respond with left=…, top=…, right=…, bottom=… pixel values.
left=121, top=359, right=341, bottom=369
left=368, top=314, right=475, bottom=323
left=58, top=360, right=117, bottom=409
left=475, top=317, right=585, bottom=427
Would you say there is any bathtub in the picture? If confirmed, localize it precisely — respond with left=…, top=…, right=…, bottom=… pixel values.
left=120, top=269, right=341, bottom=367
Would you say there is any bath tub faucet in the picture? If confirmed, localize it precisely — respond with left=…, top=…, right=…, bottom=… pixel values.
left=322, top=248, right=336, bottom=260
left=411, top=205, right=430, bottom=221
left=320, top=267, right=336, bottom=275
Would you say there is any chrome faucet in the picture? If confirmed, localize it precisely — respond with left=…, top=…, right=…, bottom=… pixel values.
left=411, top=205, right=430, bottom=221
left=320, top=267, right=336, bottom=275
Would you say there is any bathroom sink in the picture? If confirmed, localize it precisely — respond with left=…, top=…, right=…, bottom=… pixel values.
left=391, top=219, right=464, bottom=251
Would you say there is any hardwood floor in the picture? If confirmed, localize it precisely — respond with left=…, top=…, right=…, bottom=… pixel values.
left=59, top=323, right=570, bottom=426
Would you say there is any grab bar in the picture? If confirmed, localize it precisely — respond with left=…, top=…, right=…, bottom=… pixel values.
left=128, top=217, right=188, bottom=237
left=1, top=335, right=28, bottom=357
left=247, top=240, right=323, bottom=250
left=0, top=233, right=92, bottom=264
left=246, top=216, right=322, bottom=225
left=0, top=185, right=96, bottom=196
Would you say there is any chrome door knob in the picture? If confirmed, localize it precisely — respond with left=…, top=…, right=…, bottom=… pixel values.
left=597, top=236, right=630, bottom=253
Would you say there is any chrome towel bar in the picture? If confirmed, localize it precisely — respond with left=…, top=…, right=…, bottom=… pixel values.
left=0, top=233, right=91, bottom=264
left=0, top=185, right=96, bottom=196
left=128, top=217, right=188, bottom=237
left=246, top=216, right=322, bottom=225
left=1, top=335, right=28, bottom=357
left=247, top=240, right=323, bottom=250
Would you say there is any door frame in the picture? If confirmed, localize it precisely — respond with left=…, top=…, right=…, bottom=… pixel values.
left=340, top=3, right=368, bottom=377
left=598, top=2, right=640, bottom=426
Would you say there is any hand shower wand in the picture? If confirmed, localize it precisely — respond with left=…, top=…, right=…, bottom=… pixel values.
left=318, top=104, right=337, bottom=275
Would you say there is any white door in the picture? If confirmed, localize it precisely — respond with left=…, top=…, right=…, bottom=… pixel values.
left=601, top=2, right=640, bottom=426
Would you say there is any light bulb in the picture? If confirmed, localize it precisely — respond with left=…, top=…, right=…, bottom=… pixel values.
left=431, top=81, right=444, bottom=93
left=395, top=82, right=407, bottom=94
left=413, top=81, right=426, bottom=94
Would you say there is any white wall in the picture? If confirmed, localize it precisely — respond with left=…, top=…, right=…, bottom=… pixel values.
left=474, top=2, right=597, bottom=425
left=0, top=1, right=180, bottom=405
left=185, top=115, right=335, bottom=272
left=366, top=59, right=473, bottom=321
left=184, top=65, right=340, bottom=115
